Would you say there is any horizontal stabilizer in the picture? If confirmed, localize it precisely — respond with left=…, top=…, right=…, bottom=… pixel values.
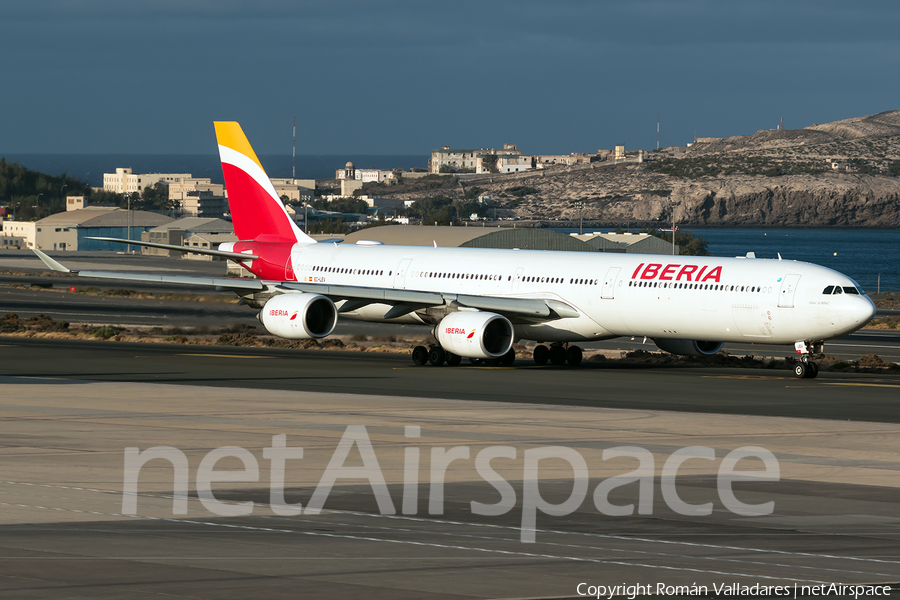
left=86, top=237, right=259, bottom=261
left=31, top=249, right=264, bottom=291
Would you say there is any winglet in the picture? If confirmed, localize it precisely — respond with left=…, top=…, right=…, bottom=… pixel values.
left=33, top=249, right=77, bottom=273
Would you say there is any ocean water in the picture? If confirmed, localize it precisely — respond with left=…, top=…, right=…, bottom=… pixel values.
left=0, top=153, right=430, bottom=186
left=555, top=227, right=899, bottom=291
left=685, top=228, right=900, bottom=293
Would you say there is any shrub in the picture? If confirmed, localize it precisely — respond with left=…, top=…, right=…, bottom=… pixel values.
left=86, top=326, right=120, bottom=340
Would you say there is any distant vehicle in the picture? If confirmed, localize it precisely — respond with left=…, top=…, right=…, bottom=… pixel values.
left=34, top=122, right=876, bottom=378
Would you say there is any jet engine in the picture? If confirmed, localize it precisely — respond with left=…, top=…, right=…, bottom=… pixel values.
left=436, top=312, right=513, bottom=359
left=258, top=293, right=338, bottom=339
left=653, top=339, right=724, bottom=357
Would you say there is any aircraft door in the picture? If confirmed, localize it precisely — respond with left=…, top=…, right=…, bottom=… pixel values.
left=601, top=267, right=621, bottom=299
left=285, top=256, right=296, bottom=281
left=394, top=258, right=412, bottom=289
left=778, top=274, right=801, bottom=308
left=513, top=267, right=524, bottom=293
left=235, top=247, right=256, bottom=277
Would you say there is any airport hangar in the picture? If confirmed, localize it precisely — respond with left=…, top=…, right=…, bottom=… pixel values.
left=320, top=225, right=679, bottom=254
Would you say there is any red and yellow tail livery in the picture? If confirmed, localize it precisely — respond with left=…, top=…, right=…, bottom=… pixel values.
left=214, top=122, right=313, bottom=245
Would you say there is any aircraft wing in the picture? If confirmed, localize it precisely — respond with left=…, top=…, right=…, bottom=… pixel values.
left=32, top=249, right=265, bottom=291
left=273, top=284, right=580, bottom=321
left=32, top=250, right=579, bottom=321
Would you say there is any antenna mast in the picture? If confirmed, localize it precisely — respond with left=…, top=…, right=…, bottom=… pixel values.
left=657, top=113, right=660, bottom=150
left=292, top=116, right=296, bottom=181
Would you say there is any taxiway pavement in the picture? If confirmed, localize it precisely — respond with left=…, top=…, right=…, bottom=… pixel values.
left=2, top=337, right=900, bottom=422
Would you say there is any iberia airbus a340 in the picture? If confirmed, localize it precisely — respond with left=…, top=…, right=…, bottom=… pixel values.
left=34, top=122, right=876, bottom=379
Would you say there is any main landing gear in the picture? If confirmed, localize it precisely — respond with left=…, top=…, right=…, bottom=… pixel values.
left=793, top=340, right=822, bottom=379
left=411, top=344, right=513, bottom=367
left=533, top=343, right=583, bottom=366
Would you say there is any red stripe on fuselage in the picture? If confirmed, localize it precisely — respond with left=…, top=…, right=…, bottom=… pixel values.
left=233, top=240, right=294, bottom=281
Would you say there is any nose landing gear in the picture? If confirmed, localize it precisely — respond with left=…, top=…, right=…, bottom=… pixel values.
left=793, top=340, right=822, bottom=379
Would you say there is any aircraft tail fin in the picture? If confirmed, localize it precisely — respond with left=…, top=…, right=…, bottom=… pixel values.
left=214, top=122, right=314, bottom=244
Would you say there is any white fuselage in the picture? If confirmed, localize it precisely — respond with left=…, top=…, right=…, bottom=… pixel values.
left=288, top=242, right=876, bottom=346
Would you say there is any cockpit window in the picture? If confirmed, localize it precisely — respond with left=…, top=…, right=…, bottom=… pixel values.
left=833, top=286, right=842, bottom=294
left=823, top=286, right=834, bottom=294
left=843, top=286, right=860, bottom=295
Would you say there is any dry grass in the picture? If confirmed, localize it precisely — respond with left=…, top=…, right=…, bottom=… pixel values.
left=3, top=283, right=237, bottom=303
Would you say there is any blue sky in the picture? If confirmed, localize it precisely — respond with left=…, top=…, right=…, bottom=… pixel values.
left=1, top=0, right=898, bottom=155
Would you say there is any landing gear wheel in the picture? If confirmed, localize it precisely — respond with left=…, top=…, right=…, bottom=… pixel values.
left=793, top=363, right=807, bottom=379
left=428, top=347, right=446, bottom=366
left=468, top=358, right=485, bottom=366
left=806, top=361, right=819, bottom=379
left=533, top=345, right=549, bottom=365
left=412, top=345, right=428, bottom=366
left=549, top=345, right=567, bottom=366
left=566, top=345, right=583, bottom=366
left=446, top=353, right=462, bottom=367
left=499, top=348, right=516, bottom=366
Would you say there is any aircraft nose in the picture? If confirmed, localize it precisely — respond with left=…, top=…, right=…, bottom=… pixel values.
left=855, top=296, right=877, bottom=326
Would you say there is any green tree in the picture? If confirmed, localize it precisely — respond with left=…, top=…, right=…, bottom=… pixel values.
left=647, top=228, right=710, bottom=256
left=135, top=182, right=173, bottom=211
left=0, top=158, right=92, bottom=219
left=308, top=218, right=350, bottom=234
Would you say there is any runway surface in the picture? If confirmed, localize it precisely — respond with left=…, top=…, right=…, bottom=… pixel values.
left=1, top=370, right=899, bottom=599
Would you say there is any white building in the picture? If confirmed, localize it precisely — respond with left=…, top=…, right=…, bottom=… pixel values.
left=180, top=192, right=228, bottom=218
left=167, top=178, right=225, bottom=203
left=103, top=168, right=192, bottom=194
left=1, top=220, right=36, bottom=249
left=270, top=178, right=315, bottom=203
left=65, top=196, right=88, bottom=211
left=334, top=162, right=394, bottom=184
left=340, top=179, right=364, bottom=197
left=498, top=155, right=534, bottom=173
left=142, top=218, right=233, bottom=258
left=535, top=153, right=595, bottom=168
left=182, top=232, right=239, bottom=261
left=4, top=208, right=173, bottom=251
left=429, top=144, right=521, bottom=174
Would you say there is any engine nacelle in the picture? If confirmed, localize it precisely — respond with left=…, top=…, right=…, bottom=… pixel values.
left=258, top=293, right=337, bottom=339
left=436, top=312, right=513, bottom=359
left=653, top=338, right=724, bottom=357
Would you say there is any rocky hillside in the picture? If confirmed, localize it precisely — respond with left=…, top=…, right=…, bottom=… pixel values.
left=372, top=109, right=900, bottom=227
